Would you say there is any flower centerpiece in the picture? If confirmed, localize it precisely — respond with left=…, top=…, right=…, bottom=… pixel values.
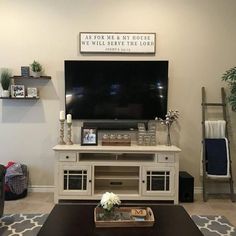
left=98, top=192, right=121, bottom=219
left=159, top=110, right=179, bottom=146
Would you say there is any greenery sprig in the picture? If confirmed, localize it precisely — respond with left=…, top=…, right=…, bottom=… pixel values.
left=222, top=67, right=236, bottom=110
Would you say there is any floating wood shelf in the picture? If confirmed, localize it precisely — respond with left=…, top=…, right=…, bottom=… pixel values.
left=12, top=76, right=51, bottom=80
left=0, top=97, right=39, bottom=100
left=0, top=75, right=51, bottom=102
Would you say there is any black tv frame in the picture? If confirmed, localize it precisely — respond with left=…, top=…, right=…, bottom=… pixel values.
left=65, top=60, right=168, bottom=130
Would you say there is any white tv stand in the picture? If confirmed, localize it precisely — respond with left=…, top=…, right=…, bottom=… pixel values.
left=53, top=145, right=181, bottom=204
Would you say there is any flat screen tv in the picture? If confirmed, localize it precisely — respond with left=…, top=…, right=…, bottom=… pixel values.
left=65, top=60, right=168, bottom=121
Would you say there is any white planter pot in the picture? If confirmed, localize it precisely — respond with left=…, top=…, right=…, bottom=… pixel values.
left=31, top=71, right=41, bottom=78
left=2, top=90, right=10, bottom=97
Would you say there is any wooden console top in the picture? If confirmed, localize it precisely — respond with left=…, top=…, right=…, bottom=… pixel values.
left=53, top=144, right=181, bottom=153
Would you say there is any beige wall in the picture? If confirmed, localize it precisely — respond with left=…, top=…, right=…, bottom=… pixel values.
left=0, top=0, right=236, bottom=190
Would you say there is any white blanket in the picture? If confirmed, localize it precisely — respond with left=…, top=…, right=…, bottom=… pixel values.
left=204, top=120, right=226, bottom=138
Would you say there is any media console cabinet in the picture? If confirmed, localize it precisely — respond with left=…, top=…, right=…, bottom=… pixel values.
left=53, top=145, right=181, bottom=204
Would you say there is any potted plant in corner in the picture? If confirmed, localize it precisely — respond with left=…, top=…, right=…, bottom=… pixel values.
left=0, top=69, right=11, bottom=97
left=222, top=66, right=236, bottom=111
left=30, top=60, right=42, bottom=78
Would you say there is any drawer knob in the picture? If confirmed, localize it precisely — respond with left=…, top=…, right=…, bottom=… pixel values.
left=142, top=180, right=145, bottom=183
left=165, top=156, right=168, bottom=160
left=89, top=180, right=92, bottom=183
left=66, top=156, right=69, bottom=159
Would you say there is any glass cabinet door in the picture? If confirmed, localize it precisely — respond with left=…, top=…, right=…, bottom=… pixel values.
left=59, top=165, right=91, bottom=195
left=142, top=167, right=174, bottom=196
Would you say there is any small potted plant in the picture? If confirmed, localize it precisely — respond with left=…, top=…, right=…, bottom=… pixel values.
left=30, top=60, right=42, bottom=77
left=222, top=66, right=236, bottom=111
left=0, top=69, right=11, bottom=97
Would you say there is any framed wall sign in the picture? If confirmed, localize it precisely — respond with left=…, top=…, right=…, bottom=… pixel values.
left=79, top=32, right=156, bottom=54
left=11, top=85, right=25, bottom=98
left=81, top=127, right=98, bottom=146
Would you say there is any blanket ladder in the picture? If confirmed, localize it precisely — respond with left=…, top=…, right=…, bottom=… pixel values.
left=201, top=87, right=235, bottom=202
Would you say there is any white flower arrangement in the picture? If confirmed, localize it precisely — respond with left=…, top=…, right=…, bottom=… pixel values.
left=99, top=192, right=121, bottom=212
left=159, top=110, right=179, bottom=126
left=158, top=110, right=180, bottom=146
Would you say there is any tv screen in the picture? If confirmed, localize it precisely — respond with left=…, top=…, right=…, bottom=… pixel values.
left=65, top=60, right=168, bottom=120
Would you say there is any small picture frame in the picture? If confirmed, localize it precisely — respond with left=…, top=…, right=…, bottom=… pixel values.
left=27, top=87, right=38, bottom=98
left=81, top=127, right=98, bottom=146
left=11, top=85, right=25, bottom=98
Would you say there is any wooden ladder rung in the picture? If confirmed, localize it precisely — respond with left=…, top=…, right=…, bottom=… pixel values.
left=201, top=121, right=228, bottom=124
left=202, top=103, right=226, bottom=106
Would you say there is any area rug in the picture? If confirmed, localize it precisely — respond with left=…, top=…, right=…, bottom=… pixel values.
left=192, top=215, right=236, bottom=236
left=0, top=214, right=48, bottom=236
left=1, top=214, right=236, bottom=236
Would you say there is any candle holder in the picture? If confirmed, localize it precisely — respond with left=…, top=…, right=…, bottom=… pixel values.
left=58, top=119, right=66, bottom=145
left=66, top=122, right=73, bottom=145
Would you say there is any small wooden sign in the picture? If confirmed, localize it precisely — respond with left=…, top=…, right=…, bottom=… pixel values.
left=21, top=66, right=30, bottom=77
left=27, top=87, right=38, bottom=98
left=131, top=209, right=147, bottom=217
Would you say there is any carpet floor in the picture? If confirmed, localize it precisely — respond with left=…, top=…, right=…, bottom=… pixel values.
left=0, top=214, right=236, bottom=236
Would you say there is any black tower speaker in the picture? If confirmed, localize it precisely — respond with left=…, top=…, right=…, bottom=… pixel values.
left=179, top=171, right=194, bottom=202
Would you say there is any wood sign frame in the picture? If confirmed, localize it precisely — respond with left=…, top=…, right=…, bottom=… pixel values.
left=79, top=32, right=156, bottom=54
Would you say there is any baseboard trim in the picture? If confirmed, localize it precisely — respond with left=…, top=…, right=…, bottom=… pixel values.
left=29, top=186, right=202, bottom=194
left=28, top=185, right=55, bottom=193
left=194, top=186, right=236, bottom=195
left=27, top=186, right=235, bottom=195
left=194, top=187, right=202, bottom=194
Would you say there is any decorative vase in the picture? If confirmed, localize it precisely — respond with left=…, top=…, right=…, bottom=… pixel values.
left=102, top=208, right=116, bottom=220
left=2, top=90, right=10, bottom=97
left=166, top=124, right=171, bottom=146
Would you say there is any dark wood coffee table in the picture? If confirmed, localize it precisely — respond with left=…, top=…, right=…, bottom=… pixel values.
left=38, top=204, right=203, bottom=236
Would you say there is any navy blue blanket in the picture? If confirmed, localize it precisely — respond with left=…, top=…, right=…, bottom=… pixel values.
left=204, top=138, right=228, bottom=175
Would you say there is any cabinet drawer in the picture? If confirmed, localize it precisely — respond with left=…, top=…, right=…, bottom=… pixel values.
left=59, top=153, right=76, bottom=162
left=158, top=154, right=175, bottom=163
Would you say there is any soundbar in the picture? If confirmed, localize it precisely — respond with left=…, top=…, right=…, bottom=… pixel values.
left=83, top=121, right=148, bottom=130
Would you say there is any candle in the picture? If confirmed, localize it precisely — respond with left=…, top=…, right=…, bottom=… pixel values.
left=67, top=114, right=72, bottom=123
left=60, top=111, right=65, bottom=120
